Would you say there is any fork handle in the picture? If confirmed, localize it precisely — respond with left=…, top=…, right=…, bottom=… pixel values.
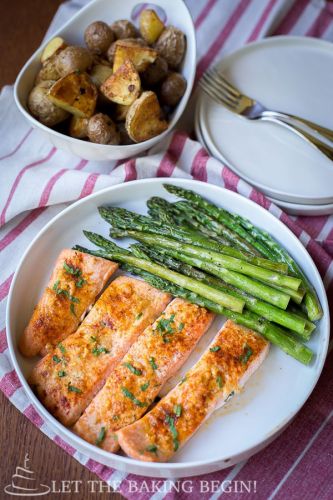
left=260, top=111, right=333, bottom=160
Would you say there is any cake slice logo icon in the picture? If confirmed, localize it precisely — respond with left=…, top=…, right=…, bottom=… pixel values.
left=4, top=454, right=50, bottom=496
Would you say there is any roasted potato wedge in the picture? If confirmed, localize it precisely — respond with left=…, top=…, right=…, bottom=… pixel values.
left=41, top=37, right=67, bottom=64
left=113, top=41, right=157, bottom=72
left=69, top=115, right=89, bottom=139
left=35, top=56, right=61, bottom=84
left=28, top=81, right=70, bottom=126
left=101, top=59, right=140, bottom=105
left=125, top=90, right=168, bottom=142
left=90, top=64, right=113, bottom=88
left=139, top=9, right=165, bottom=44
left=48, top=72, right=97, bottom=118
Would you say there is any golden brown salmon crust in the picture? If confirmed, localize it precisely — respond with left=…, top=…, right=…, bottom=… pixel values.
left=117, top=320, right=269, bottom=462
left=73, top=298, right=214, bottom=451
left=19, top=249, right=118, bottom=357
left=29, top=276, right=171, bottom=426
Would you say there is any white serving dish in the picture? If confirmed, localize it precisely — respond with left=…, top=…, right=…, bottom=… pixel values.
left=6, top=179, right=329, bottom=478
left=197, top=36, right=333, bottom=205
left=14, top=0, right=196, bottom=161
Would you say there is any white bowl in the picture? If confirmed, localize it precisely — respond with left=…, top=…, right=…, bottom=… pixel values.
left=6, top=178, right=329, bottom=478
left=14, top=0, right=196, bottom=161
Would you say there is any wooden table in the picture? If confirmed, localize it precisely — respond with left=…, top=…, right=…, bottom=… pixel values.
left=0, top=2, right=122, bottom=497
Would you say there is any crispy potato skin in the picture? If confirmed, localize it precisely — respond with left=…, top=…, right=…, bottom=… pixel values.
left=41, top=37, right=67, bottom=64
left=73, top=298, right=214, bottom=451
left=87, top=113, right=120, bottom=145
left=155, top=26, right=186, bottom=69
left=19, top=249, right=118, bottom=357
left=117, top=321, right=269, bottom=462
left=101, top=60, right=141, bottom=106
left=48, top=72, right=98, bottom=118
left=110, top=20, right=139, bottom=40
left=56, top=46, right=93, bottom=77
left=125, top=90, right=168, bottom=143
left=29, top=276, right=172, bottom=426
left=28, top=81, right=69, bottom=126
left=160, top=72, right=186, bottom=107
left=84, top=21, right=114, bottom=54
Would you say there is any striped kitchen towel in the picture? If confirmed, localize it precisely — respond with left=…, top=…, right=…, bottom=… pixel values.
left=0, top=1, right=333, bottom=499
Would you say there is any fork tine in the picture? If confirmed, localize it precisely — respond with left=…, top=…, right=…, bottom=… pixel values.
left=201, top=73, right=239, bottom=106
left=203, top=70, right=240, bottom=104
left=199, top=78, right=238, bottom=110
left=210, top=69, right=241, bottom=98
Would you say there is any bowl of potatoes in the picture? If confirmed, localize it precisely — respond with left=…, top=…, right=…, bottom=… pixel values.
left=14, top=0, right=196, bottom=161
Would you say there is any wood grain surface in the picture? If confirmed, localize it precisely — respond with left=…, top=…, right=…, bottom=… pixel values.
left=0, top=2, right=123, bottom=498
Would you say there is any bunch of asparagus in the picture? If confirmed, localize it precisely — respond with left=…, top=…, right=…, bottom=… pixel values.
left=75, top=184, right=323, bottom=365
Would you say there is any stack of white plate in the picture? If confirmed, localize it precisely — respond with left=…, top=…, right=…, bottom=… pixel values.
left=195, top=37, right=333, bottom=215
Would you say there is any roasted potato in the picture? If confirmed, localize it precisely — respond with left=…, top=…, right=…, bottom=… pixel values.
left=48, top=72, right=97, bottom=118
left=110, top=20, right=138, bottom=40
left=41, top=37, right=67, bottom=64
left=160, top=72, right=186, bottom=106
left=87, top=113, right=120, bottom=144
left=141, top=56, right=168, bottom=86
left=28, top=81, right=70, bottom=126
left=113, top=40, right=157, bottom=72
left=139, top=9, right=165, bottom=45
left=106, top=37, right=146, bottom=65
left=84, top=21, right=114, bottom=54
left=125, top=90, right=168, bottom=142
left=117, top=122, right=134, bottom=145
left=90, top=64, right=113, bottom=88
left=56, top=46, right=93, bottom=77
left=155, top=26, right=186, bottom=69
left=35, top=56, right=61, bottom=84
left=69, top=115, right=89, bottom=139
left=101, top=59, right=140, bottom=105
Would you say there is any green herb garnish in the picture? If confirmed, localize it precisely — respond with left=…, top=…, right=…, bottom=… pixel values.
left=178, top=322, right=185, bottom=332
left=58, top=343, right=66, bottom=354
left=146, top=445, right=158, bottom=454
left=216, top=375, right=223, bottom=388
left=95, top=426, right=106, bottom=446
left=52, top=355, right=61, bottom=364
left=70, top=303, right=76, bottom=316
left=210, top=346, right=221, bottom=352
left=63, top=262, right=81, bottom=276
left=239, top=344, right=253, bottom=364
left=174, top=404, right=182, bottom=417
left=155, top=314, right=176, bottom=343
left=165, top=415, right=179, bottom=451
left=68, top=384, right=82, bottom=394
left=149, top=357, right=158, bottom=370
left=135, top=312, right=143, bottom=321
left=121, top=387, right=147, bottom=408
left=140, top=382, right=150, bottom=392
left=112, top=415, right=119, bottom=421
left=75, top=278, right=86, bottom=288
left=90, top=336, right=97, bottom=343
left=123, top=362, right=142, bottom=376
left=92, top=346, right=109, bottom=356
left=58, top=370, right=66, bottom=378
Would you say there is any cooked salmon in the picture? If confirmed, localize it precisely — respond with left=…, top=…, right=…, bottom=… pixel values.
left=73, top=298, right=214, bottom=451
left=117, top=320, right=269, bottom=462
left=29, top=276, right=171, bottom=426
left=19, top=249, right=118, bottom=357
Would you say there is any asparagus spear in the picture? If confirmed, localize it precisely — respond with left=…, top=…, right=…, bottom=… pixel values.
left=108, top=228, right=301, bottom=291
left=131, top=244, right=312, bottom=337
left=81, top=231, right=245, bottom=313
left=73, top=244, right=313, bottom=365
left=100, top=206, right=288, bottom=273
left=164, top=184, right=274, bottom=258
left=229, top=214, right=323, bottom=321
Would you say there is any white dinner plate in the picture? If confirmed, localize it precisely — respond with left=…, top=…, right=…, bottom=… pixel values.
left=6, top=179, right=329, bottom=478
left=197, top=36, right=333, bottom=205
left=195, top=105, right=333, bottom=216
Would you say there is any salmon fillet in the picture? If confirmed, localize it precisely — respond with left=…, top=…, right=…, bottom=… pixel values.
left=117, top=320, right=269, bottom=462
left=19, top=249, right=118, bottom=357
left=73, top=298, right=214, bottom=451
left=29, top=276, right=171, bottom=426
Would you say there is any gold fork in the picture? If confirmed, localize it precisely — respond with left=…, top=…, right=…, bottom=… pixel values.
left=199, top=67, right=333, bottom=161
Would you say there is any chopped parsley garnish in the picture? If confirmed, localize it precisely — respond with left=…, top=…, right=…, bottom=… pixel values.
left=165, top=415, right=179, bottom=451
left=75, top=278, right=86, bottom=288
left=140, top=382, right=150, bottom=392
left=239, top=344, right=253, bottom=364
left=90, top=336, right=97, bottom=343
left=216, top=375, right=223, bottom=388
left=155, top=314, right=176, bottom=343
left=174, top=404, right=182, bottom=418
left=63, top=262, right=81, bottom=276
left=95, top=426, right=106, bottom=446
left=112, top=415, right=119, bottom=421
left=68, top=384, right=82, bottom=394
left=121, top=387, right=147, bottom=408
left=210, top=346, right=221, bottom=352
left=53, top=281, right=80, bottom=314
left=53, top=355, right=61, bottom=364
left=135, top=312, right=143, bottom=321
left=146, top=445, right=158, bottom=455
left=123, top=362, right=142, bottom=376
left=92, top=346, right=109, bottom=356
left=179, top=376, right=187, bottom=385
left=178, top=322, right=185, bottom=332
left=149, top=357, right=158, bottom=370
left=58, top=370, right=66, bottom=378
left=70, top=303, right=76, bottom=316
left=58, top=343, right=66, bottom=354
